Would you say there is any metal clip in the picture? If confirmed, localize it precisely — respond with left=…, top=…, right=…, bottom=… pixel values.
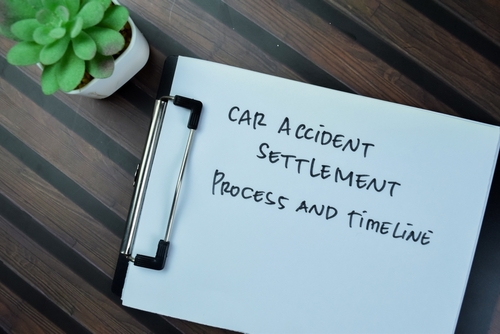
left=132, top=95, right=203, bottom=270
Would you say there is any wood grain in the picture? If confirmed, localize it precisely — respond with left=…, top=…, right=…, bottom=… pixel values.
left=437, top=0, right=500, bottom=45
left=0, top=0, right=499, bottom=332
left=122, top=0, right=305, bottom=81
left=0, top=145, right=121, bottom=277
left=0, top=36, right=151, bottom=160
left=0, top=280, right=64, bottom=334
left=0, top=214, right=150, bottom=333
left=0, top=78, right=133, bottom=220
left=326, top=0, right=500, bottom=121
left=223, top=0, right=457, bottom=115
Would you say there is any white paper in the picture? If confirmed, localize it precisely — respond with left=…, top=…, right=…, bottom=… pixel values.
left=122, top=56, right=500, bottom=333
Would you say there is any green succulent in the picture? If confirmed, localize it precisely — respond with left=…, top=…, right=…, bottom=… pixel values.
left=2, top=0, right=129, bottom=94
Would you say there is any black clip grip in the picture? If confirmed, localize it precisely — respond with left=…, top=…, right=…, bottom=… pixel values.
left=134, top=240, right=170, bottom=270
left=173, top=95, right=203, bottom=130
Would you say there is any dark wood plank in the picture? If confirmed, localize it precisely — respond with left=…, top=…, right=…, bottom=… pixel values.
left=121, top=0, right=305, bottom=81
left=2, top=64, right=150, bottom=160
left=128, top=46, right=166, bottom=99
left=0, top=280, right=64, bottom=334
left=0, top=71, right=231, bottom=334
left=0, top=39, right=150, bottom=160
left=222, top=0, right=457, bottom=115
left=490, top=298, right=500, bottom=334
left=0, top=215, right=150, bottom=333
left=324, top=0, right=500, bottom=121
left=437, top=0, right=500, bottom=45
left=0, top=78, right=133, bottom=220
left=0, top=143, right=120, bottom=277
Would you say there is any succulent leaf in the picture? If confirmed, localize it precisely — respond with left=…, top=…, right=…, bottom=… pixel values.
left=33, top=26, right=56, bottom=44
left=11, top=19, right=41, bottom=41
left=40, top=35, right=70, bottom=64
left=69, top=17, right=83, bottom=38
left=72, top=31, right=96, bottom=60
left=54, top=5, right=70, bottom=23
left=0, top=0, right=43, bottom=39
left=6, top=41, right=44, bottom=65
left=81, top=0, right=110, bottom=9
left=49, top=27, right=66, bottom=39
left=42, top=0, right=60, bottom=11
left=2, top=0, right=131, bottom=94
left=85, top=26, right=124, bottom=56
left=56, top=48, right=85, bottom=91
left=98, top=0, right=111, bottom=7
left=77, top=1, right=105, bottom=29
left=36, top=8, right=54, bottom=24
left=87, top=52, right=113, bottom=78
left=63, top=0, right=81, bottom=18
left=41, top=63, right=60, bottom=94
left=100, top=5, right=128, bottom=31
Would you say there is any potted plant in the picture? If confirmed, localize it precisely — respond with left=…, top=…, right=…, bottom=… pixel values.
left=0, top=0, right=149, bottom=98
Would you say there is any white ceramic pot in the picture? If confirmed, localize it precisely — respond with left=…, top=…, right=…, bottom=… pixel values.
left=67, top=16, right=149, bottom=99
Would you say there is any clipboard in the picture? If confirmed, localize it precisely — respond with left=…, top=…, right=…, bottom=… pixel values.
left=112, top=56, right=203, bottom=294
left=112, top=55, right=500, bottom=333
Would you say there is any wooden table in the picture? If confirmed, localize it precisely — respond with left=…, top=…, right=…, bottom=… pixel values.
left=1, top=0, right=499, bottom=333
